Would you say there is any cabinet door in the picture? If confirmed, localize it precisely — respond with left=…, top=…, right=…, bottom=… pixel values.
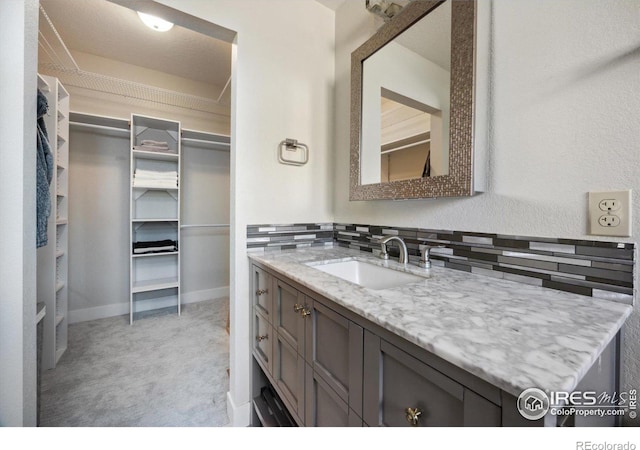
left=305, top=364, right=363, bottom=427
left=252, top=265, right=272, bottom=321
left=363, top=332, right=500, bottom=427
left=305, top=298, right=363, bottom=416
left=253, top=310, right=272, bottom=376
left=273, top=331, right=305, bottom=424
left=273, top=278, right=306, bottom=353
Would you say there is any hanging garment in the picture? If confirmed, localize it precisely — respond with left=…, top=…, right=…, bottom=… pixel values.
left=36, top=89, right=54, bottom=248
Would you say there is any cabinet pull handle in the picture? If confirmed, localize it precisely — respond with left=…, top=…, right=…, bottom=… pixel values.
left=293, top=304, right=304, bottom=313
left=301, top=307, right=312, bottom=318
left=256, top=288, right=268, bottom=296
left=405, top=407, right=422, bottom=426
left=256, top=334, right=268, bottom=342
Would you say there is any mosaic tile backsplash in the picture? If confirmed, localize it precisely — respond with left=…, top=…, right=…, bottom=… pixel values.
left=247, top=223, right=635, bottom=305
left=246, top=223, right=334, bottom=250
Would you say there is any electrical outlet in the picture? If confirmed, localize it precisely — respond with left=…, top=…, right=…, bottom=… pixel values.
left=598, top=199, right=622, bottom=212
left=598, top=215, right=620, bottom=227
left=588, top=190, right=632, bottom=237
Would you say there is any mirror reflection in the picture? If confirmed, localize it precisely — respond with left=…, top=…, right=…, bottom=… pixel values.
left=361, top=1, right=451, bottom=185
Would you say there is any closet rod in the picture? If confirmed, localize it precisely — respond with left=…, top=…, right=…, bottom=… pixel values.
left=69, top=121, right=129, bottom=134
left=180, top=224, right=230, bottom=229
left=69, top=113, right=230, bottom=147
left=182, top=137, right=230, bottom=147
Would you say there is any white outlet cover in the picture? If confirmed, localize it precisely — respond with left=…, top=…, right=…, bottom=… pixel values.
left=588, top=190, right=632, bottom=237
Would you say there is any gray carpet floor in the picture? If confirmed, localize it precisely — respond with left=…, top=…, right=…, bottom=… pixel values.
left=40, top=299, right=230, bottom=427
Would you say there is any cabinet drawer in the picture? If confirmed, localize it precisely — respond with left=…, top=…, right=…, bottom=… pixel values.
left=253, top=310, right=272, bottom=375
left=363, top=332, right=500, bottom=427
left=252, top=265, right=272, bottom=321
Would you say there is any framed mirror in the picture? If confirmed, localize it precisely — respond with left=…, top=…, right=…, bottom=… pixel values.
left=350, top=0, right=477, bottom=200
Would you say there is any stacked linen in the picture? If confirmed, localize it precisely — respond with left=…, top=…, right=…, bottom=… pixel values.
left=133, top=168, right=178, bottom=188
left=133, top=239, right=178, bottom=254
left=133, top=140, right=174, bottom=153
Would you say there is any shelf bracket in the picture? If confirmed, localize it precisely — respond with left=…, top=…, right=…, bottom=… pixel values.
left=133, top=188, right=149, bottom=200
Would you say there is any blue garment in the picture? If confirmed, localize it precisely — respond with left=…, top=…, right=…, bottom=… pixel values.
left=36, top=89, right=54, bottom=248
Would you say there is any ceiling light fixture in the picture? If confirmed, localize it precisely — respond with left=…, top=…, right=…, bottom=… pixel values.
left=137, top=11, right=174, bottom=32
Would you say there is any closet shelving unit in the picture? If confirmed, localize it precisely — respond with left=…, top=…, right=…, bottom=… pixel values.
left=130, top=114, right=182, bottom=324
left=37, top=73, right=69, bottom=368
left=65, top=112, right=230, bottom=323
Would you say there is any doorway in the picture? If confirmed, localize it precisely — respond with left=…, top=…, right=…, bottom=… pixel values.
left=36, top=0, right=236, bottom=426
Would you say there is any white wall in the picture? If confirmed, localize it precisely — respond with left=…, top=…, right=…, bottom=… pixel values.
left=157, top=0, right=335, bottom=426
left=0, top=0, right=38, bottom=426
left=334, top=0, right=640, bottom=415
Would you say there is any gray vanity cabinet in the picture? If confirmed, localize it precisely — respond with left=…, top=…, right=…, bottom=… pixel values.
left=251, top=262, right=500, bottom=427
left=250, top=260, right=623, bottom=428
left=252, top=263, right=366, bottom=426
left=363, top=331, right=501, bottom=427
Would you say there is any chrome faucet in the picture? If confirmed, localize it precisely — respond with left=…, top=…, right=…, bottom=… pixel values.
left=379, top=235, right=408, bottom=265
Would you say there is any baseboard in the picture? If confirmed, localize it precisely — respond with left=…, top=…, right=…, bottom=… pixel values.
left=182, top=286, right=229, bottom=304
left=227, top=391, right=251, bottom=427
left=68, top=286, right=230, bottom=324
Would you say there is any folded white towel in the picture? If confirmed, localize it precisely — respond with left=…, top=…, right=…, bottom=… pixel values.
left=133, top=245, right=176, bottom=254
left=141, top=140, right=169, bottom=147
left=135, top=169, right=178, bottom=179
left=133, top=179, right=177, bottom=188
left=133, top=145, right=174, bottom=153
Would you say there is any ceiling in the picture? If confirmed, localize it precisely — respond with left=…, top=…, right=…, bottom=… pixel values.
left=315, top=0, right=347, bottom=11
left=39, top=0, right=232, bottom=89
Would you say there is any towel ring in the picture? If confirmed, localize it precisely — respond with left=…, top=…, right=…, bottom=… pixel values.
left=278, top=138, right=309, bottom=166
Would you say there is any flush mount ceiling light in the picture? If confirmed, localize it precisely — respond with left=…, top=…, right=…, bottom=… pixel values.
left=137, top=11, right=174, bottom=32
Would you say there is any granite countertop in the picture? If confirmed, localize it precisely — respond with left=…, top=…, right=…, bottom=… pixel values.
left=248, top=246, right=632, bottom=397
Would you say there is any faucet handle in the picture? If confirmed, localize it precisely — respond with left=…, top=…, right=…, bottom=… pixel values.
left=379, top=241, right=390, bottom=260
left=417, top=244, right=444, bottom=268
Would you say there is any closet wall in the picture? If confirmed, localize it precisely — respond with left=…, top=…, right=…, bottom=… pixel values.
left=67, top=124, right=230, bottom=323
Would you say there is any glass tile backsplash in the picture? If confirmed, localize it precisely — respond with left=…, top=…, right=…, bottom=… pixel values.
left=247, top=223, right=635, bottom=305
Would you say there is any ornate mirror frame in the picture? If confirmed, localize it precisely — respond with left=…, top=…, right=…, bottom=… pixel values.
left=350, top=0, right=476, bottom=200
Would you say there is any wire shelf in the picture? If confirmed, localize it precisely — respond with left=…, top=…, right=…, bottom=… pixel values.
left=40, top=62, right=225, bottom=115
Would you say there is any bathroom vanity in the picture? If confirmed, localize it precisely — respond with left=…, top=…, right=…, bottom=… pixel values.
left=248, top=247, right=631, bottom=427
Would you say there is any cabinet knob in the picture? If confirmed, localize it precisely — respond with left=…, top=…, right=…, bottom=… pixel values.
left=256, top=288, right=268, bottom=296
left=405, top=407, right=422, bottom=426
left=256, top=334, right=268, bottom=342
left=301, top=307, right=312, bottom=317
left=293, top=303, right=304, bottom=313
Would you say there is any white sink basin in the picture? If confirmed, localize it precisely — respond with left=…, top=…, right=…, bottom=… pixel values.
left=309, top=260, right=425, bottom=290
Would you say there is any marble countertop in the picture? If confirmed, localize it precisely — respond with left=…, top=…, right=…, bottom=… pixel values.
left=248, top=246, right=632, bottom=397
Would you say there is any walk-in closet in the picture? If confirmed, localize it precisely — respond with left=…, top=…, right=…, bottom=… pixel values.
left=35, top=0, right=232, bottom=426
